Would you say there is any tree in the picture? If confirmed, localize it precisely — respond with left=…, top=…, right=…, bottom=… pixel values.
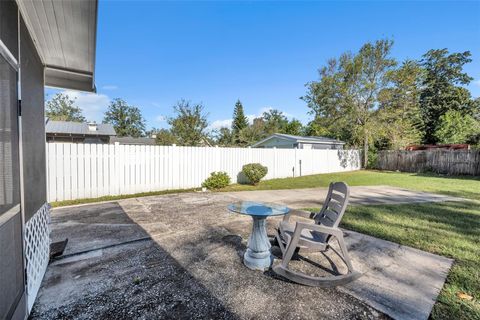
left=232, top=100, right=249, bottom=143
left=103, top=98, right=146, bottom=138
left=376, top=60, right=424, bottom=149
left=303, top=39, right=397, bottom=167
left=239, top=117, right=267, bottom=145
left=262, top=109, right=289, bottom=134
left=419, top=49, right=479, bottom=143
left=154, top=128, right=178, bottom=145
left=45, top=93, right=86, bottom=122
left=168, top=99, right=209, bottom=146
left=434, top=110, right=479, bottom=144
left=304, top=118, right=336, bottom=137
left=284, top=119, right=303, bottom=136
left=216, top=127, right=234, bottom=146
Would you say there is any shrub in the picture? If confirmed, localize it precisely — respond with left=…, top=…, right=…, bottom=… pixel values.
left=202, top=171, right=231, bottom=190
left=242, top=163, right=268, bottom=185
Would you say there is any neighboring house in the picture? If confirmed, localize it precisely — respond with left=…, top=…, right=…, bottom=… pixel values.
left=252, top=133, right=345, bottom=150
left=110, top=136, right=157, bottom=145
left=0, top=1, right=97, bottom=318
left=46, top=120, right=116, bottom=143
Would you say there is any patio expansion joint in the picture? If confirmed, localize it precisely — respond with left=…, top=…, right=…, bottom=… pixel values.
left=50, top=236, right=153, bottom=262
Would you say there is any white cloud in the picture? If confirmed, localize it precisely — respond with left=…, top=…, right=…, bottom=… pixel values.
left=62, top=90, right=111, bottom=122
left=246, top=114, right=257, bottom=123
left=101, top=85, right=118, bottom=90
left=208, top=118, right=232, bottom=131
left=474, top=80, right=480, bottom=87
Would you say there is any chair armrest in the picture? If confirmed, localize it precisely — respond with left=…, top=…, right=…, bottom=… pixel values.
left=293, top=222, right=344, bottom=239
left=280, top=221, right=344, bottom=267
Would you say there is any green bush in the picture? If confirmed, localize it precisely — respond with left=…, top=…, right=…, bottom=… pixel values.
left=242, top=163, right=268, bottom=185
left=202, top=171, right=231, bottom=190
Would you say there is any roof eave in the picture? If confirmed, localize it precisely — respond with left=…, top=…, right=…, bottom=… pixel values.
left=17, top=0, right=98, bottom=93
left=296, top=139, right=345, bottom=145
left=251, top=134, right=296, bottom=147
left=45, top=67, right=96, bottom=93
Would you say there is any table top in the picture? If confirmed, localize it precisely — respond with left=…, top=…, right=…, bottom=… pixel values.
left=227, top=201, right=290, bottom=217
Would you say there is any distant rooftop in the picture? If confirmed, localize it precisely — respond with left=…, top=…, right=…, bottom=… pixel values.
left=110, top=137, right=157, bottom=145
left=252, top=133, right=345, bottom=147
left=45, top=119, right=116, bottom=136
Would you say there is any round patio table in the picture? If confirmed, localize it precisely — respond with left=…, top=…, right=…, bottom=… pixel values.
left=228, top=201, right=290, bottom=271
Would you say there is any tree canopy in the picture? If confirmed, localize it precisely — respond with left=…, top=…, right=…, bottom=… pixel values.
left=232, top=100, right=249, bottom=144
left=303, top=39, right=397, bottom=167
left=103, top=98, right=146, bottom=138
left=45, top=93, right=86, bottom=122
left=168, top=100, right=209, bottom=146
left=154, top=128, right=178, bottom=146
left=434, top=110, right=479, bottom=144
left=302, top=40, right=480, bottom=164
left=419, top=49, right=479, bottom=143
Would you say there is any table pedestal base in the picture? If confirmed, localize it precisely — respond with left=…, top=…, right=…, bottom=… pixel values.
left=243, top=216, right=272, bottom=271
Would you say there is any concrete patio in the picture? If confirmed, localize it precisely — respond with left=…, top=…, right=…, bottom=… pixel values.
left=30, top=190, right=454, bottom=320
left=224, top=185, right=463, bottom=208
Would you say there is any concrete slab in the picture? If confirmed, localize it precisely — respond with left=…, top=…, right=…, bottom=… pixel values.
left=341, top=231, right=453, bottom=320
left=31, top=191, right=453, bottom=320
left=224, top=185, right=463, bottom=209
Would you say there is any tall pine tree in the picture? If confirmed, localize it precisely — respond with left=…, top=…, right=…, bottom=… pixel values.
left=231, top=100, right=249, bottom=144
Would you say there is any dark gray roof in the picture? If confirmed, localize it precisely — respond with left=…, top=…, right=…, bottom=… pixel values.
left=252, top=133, right=345, bottom=147
left=110, top=137, right=157, bottom=145
left=45, top=120, right=116, bottom=136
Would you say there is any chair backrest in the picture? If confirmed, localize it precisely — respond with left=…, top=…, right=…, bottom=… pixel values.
left=314, top=182, right=350, bottom=228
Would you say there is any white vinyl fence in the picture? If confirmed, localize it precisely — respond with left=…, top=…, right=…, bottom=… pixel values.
left=46, top=142, right=361, bottom=202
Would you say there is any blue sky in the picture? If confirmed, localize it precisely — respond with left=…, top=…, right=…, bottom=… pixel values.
left=48, top=1, right=480, bottom=131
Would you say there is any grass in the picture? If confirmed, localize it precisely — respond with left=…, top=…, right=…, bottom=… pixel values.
left=52, top=170, right=480, bottom=207
left=220, top=170, right=480, bottom=201
left=306, top=201, right=480, bottom=320
left=50, top=188, right=198, bottom=207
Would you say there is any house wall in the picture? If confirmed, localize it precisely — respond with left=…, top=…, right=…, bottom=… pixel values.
left=0, top=2, right=25, bottom=319
left=1, top=3, right=50, bottom=315
left=20, top=18, right=47, bottom=221
left=257, top=138, right=344, bottom=150
left=256, top=137, right=295, bottom=148
left=302, top=143, right=344, bottom=150
left=46, top=134, right=110, bottom=144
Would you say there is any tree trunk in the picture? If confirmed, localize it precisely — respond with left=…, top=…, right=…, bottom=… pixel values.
left=363, top=135, right=369, bottom=168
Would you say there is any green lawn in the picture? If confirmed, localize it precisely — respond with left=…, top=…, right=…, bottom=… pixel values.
left=50, top=188, right=196, bottom=207
left=221, top=170, right=480, bottom=201
left=305, top=201, right=480, bottom=320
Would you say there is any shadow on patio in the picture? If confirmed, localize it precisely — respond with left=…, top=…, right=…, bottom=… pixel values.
left=30, top=192, right=451, bottom=320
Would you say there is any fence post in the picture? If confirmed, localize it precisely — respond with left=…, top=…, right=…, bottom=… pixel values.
left=113, top=141, right=124, bottom=195
left=273, top=147, right=277, bottom=178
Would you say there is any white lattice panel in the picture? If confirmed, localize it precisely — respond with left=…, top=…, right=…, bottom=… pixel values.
left=25, top=202, right=50, bottom=312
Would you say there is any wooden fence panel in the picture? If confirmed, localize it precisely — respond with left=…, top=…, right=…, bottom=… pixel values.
left=377, top=150, right=480, bottom=176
